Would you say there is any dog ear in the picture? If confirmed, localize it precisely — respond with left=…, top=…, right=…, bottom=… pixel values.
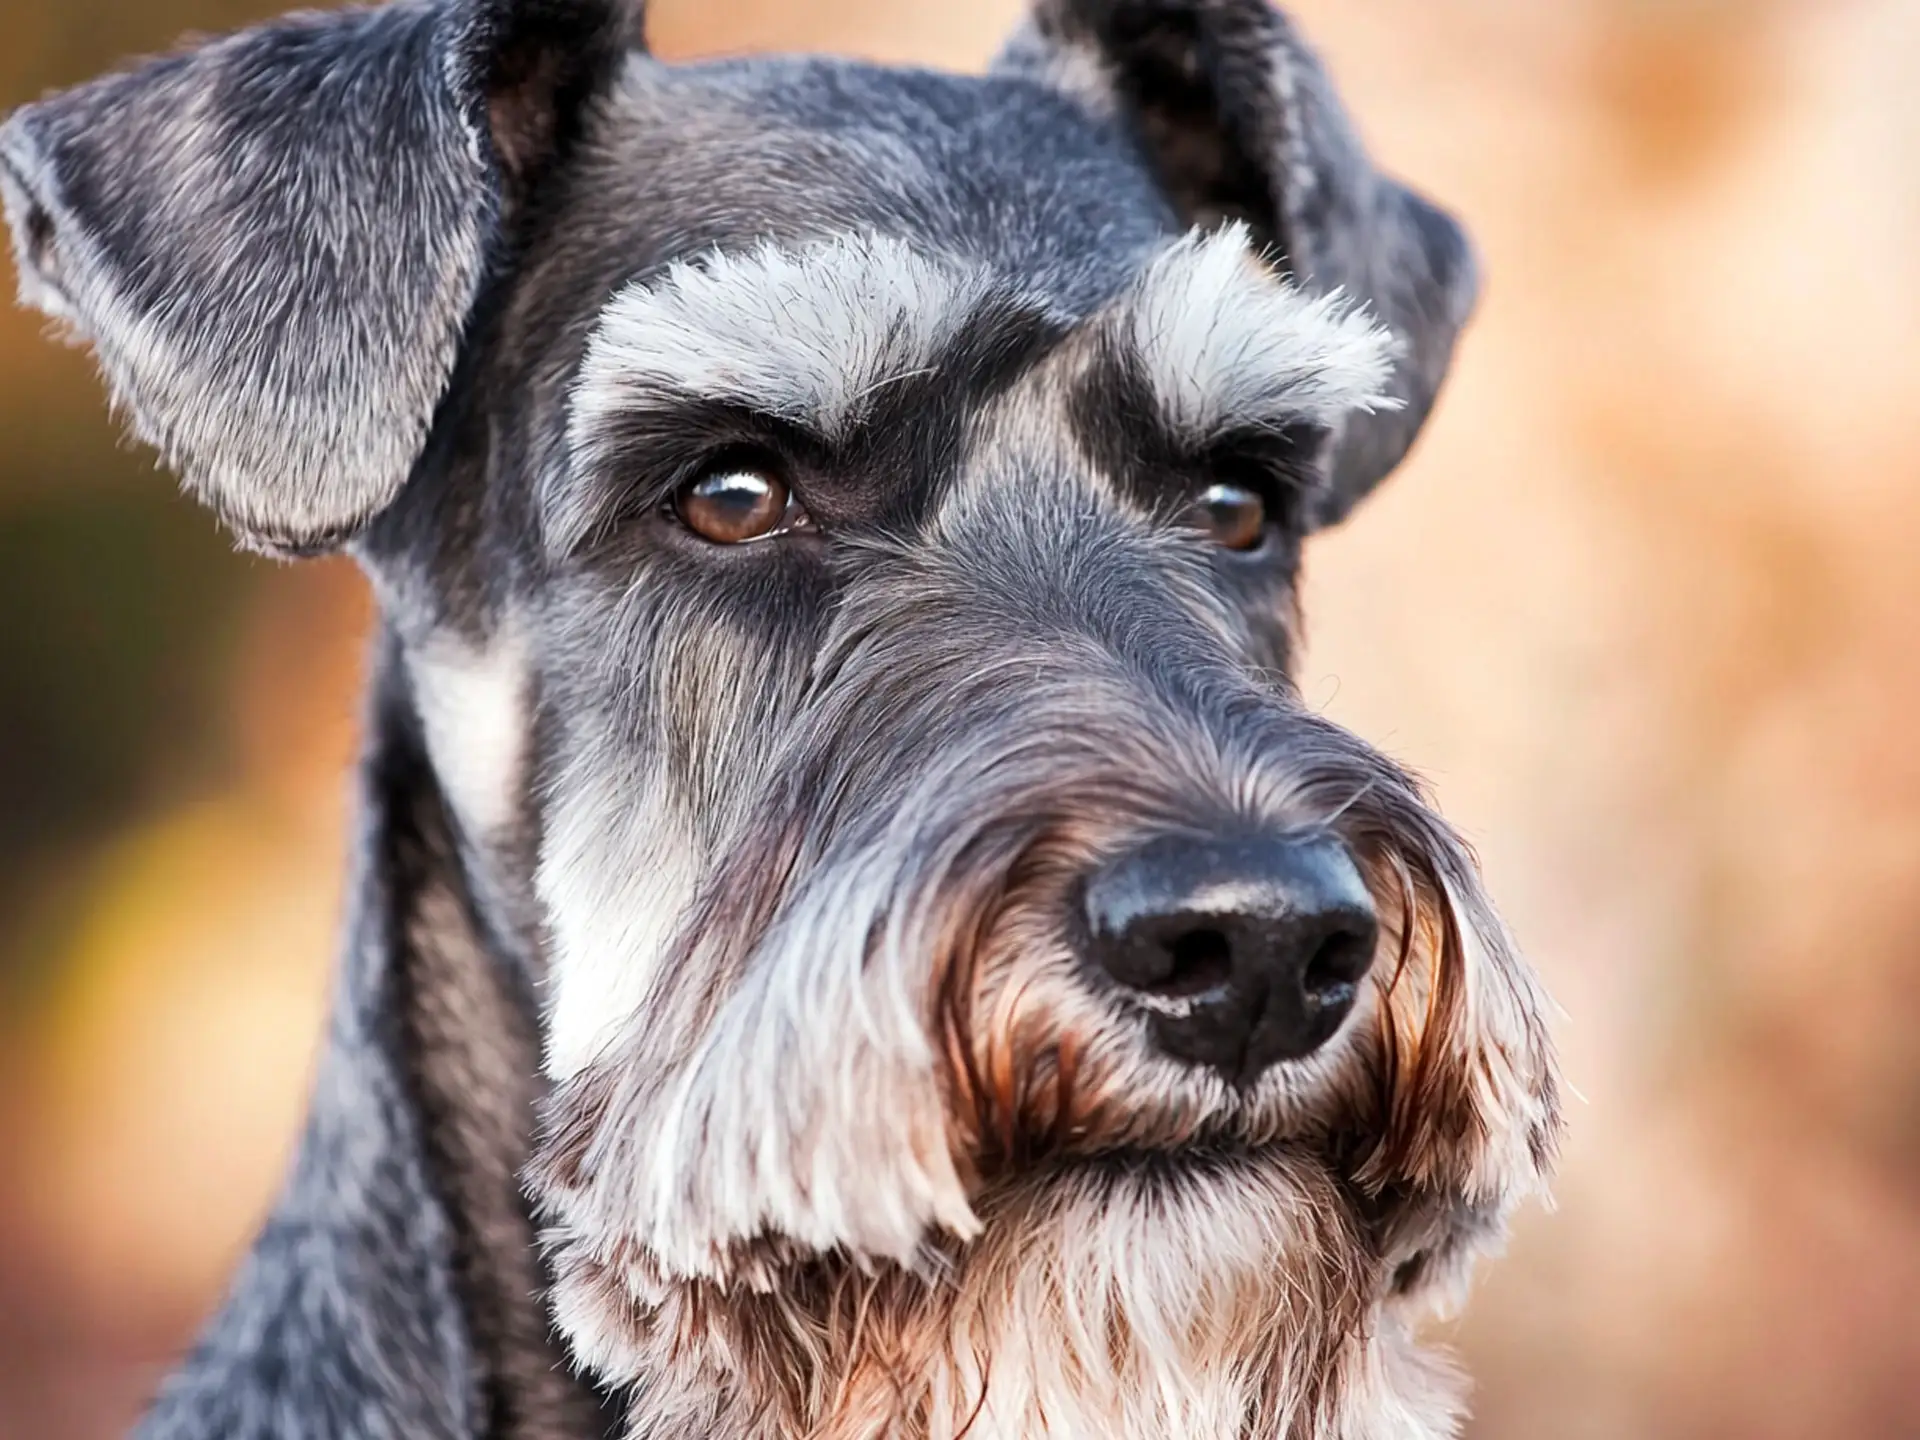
left=0, top=0, right=642, bottom=555
left=996, top=0, right=1478, bottom=527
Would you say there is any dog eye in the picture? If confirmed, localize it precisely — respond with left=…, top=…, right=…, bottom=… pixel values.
left=1187, top=482, right=1267, bottom=551
left=674, top=458, right=808, bottom=544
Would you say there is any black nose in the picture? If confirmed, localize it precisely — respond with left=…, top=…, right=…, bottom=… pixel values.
left=1082, top=833, right=1378, bottom=1085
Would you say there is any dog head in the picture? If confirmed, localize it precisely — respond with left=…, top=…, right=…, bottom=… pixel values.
left=3, top=1, right=1557, bottom=1433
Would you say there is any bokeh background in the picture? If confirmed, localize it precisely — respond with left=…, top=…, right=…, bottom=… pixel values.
left=2, top=0, right=1917, bottom=1435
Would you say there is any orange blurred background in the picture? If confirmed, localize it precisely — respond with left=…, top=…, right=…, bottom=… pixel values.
left=2, top=1, right=1917, bottom=1436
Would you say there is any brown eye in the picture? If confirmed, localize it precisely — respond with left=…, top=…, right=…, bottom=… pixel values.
left=674, top=460, right=802, bottom=544
left=1189, top=482, right=1267, bottom=551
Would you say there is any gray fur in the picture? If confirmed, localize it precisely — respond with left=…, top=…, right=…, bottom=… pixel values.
left=0, top=0, right=635, bottom=553
left=1, top=2, right=1551, bottom=1437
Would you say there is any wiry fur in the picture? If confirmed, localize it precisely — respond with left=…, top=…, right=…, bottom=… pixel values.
left=555, top=1156, right=1466, bottom=1440
left=1, top=1, right=1552, bottom=1437
left=571, top=235, right=1000, bottom=447
left=1123, top=223, right=1400, bottom=444
left=0, top=0, right=637, bottom=553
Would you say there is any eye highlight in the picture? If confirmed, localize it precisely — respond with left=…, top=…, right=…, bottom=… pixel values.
left=673, top=456, right=809, bottom=544
left=1187, top=482, right=1267, bottom=552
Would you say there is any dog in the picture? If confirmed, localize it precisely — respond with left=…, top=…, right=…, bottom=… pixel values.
left=0, top=1, right=1561, bottom=1435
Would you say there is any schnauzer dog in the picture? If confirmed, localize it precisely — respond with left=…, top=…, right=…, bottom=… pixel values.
left=1, top=0, right=1561, bottom=1435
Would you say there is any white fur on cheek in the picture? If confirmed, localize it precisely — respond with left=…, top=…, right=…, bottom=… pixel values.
left=539, top=762, right=701, bottom=1081
left=408, top=624, right=529, bottom=840
left=557, top=838, right=982, bottom=1283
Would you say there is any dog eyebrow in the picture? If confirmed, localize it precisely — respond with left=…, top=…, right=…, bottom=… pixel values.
left=1119, top=223, right=1402, bottom=443
left=555, top=226, right=1398, bottom=558
left=569, top=232, right=996, bottom=455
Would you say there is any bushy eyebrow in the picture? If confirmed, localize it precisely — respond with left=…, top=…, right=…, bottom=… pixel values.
left=551, top=225, right=1399, bottom=558
left=1119, top=222, right=1401, bottom=444
left=569, top=233, right=997, bottom=447
left=555, top=234, right=1086, bottom=558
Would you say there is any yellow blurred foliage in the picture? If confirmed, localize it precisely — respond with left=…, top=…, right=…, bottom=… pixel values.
left=22, top=797, right=336, bottom=1310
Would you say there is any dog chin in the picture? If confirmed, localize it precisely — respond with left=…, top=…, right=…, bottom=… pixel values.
left=554, top=1134, right=1468, bottom=1440
left=918, top=1148, right=1459, bottom=1440
left=968, top=1139, right=1364, bottom=1283
left=876, top=1146, right=1410, bottom=1436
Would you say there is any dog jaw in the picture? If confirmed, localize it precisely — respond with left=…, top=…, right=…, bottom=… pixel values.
left=551, top=1150, right=1468, bottom=1440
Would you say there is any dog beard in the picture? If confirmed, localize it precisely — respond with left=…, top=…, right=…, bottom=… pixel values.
left=555, top=1147, right=1469, bottom=1440
left=540, top=805, right=1546, bottom=1440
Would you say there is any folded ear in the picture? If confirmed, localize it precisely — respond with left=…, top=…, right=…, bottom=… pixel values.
left=0, top=0, right=641, bottom=554
left=997, top=0, right=1479, bottom=527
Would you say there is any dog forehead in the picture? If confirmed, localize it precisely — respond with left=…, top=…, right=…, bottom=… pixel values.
left=490, top=50, right=1381, bottom=582
left=540, top=52, right=1182, bottom=322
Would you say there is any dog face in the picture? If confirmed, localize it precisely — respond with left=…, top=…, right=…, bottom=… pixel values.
left=2, top=1, right=1558, bottom=1434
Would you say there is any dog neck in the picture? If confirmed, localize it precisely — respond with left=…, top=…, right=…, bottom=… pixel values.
left=136, top=631, right=615, bottom=1439
left=380, top=633, right=635, bottom=1440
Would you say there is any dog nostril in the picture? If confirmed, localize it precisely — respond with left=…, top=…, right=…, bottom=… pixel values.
left=1301, top=930, right=1369, bottom=1006
left=1083, top=832, right=1377, bottom=1080
left=1156, top=928, right=1234, bottom=1000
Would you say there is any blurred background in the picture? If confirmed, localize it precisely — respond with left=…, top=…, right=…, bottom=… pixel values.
left=1, top=0, right=1916, bottom=1435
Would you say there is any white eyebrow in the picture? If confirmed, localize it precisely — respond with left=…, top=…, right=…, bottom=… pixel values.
left=1122, top=221, right=1401, bottom=440
left=568, top=231, right=994, bottom=463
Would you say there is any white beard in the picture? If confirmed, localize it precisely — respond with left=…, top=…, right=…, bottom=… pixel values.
left=603, top=1151, right=1465, bottom=1440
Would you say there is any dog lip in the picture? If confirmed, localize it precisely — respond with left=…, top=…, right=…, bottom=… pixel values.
left=1124, top=980, right=1236, bottom=1019
left=1032, top=1140, right=1319, bottom=1195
